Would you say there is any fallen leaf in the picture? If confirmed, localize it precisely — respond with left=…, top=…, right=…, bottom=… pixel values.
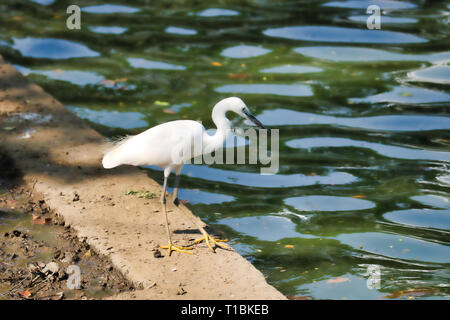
left=100, top=79, right=116, bottom=86
left=326, top=277, right=349, bottom=284
left=228, top=73, right=249, bottom=80
left=115, top=77, right=127, bottom=82
left=401, top=92, right=412, bottom=97
left=351, top=195, right=365, bottom=198
left=284, top=245, right=295, bottom=248
left=32, top=214, right=50, bottom=225
left=125, top=190, right=155, bottom=199
left=154, top=100, right=169, bottom=107
left=85, top=249, right=91, bottom=257
left=385, top=288, right=438, bottom=299
left=163, top=109, right=175, bottom=114
left=20, top=290, right=31, bottom=299
left=211, top=62, right=222, bottom=67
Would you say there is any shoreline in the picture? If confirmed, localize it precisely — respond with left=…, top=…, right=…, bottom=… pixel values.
left=0, top=55, right=286, bottom=300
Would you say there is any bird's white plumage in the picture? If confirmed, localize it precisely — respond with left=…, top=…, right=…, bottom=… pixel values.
left=102, top=97, right=251, bottom=172
left=102, top=120, right=205, bottom=169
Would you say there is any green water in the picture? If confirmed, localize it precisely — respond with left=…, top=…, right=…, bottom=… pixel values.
left=1, top=0, right=449, bottom=299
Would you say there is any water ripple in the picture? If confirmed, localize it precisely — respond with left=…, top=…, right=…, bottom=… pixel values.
left=258, top=108, right=450, bottom=132
left=215, top=83, right=313, bottom=97
left=384, top=208, right=450, bottom=231
left=12, top=37, right=99, bottom=59
left=147, top=165, right=358, bottom=188
left=285, top=195, right=376, bottom=212
left=127, top=58, right=186, bottom=70
left=263, top=26, right=426, bottom=44
left=286, top=137, right=450, bottom=162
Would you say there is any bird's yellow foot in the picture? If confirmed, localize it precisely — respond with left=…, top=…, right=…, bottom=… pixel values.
left=161, top=242, right=193, bottom=256
left=193, top=233, right=232, bottom=252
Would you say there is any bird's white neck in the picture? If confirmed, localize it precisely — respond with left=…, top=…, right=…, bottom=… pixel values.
left=204, top=101, right=231, bottom=153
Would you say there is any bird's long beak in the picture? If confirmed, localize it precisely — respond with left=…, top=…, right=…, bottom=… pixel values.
left=243, top=109, right=269, bottom=132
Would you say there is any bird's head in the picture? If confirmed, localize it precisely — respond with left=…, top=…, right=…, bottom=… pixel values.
left=218, top=97, right=268, bottom=130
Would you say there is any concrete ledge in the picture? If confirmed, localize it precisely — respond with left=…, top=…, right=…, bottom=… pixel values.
left=0, top=56, right=286, bottom=300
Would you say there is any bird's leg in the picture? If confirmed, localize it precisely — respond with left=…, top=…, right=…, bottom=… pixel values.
left=159, top=168, right=192, bottom=255
left=192, top=226, right=232, bottom=253
left=175, top=204, right=232, bottom=253
left=170, top=166, right=230, bottom=253
left=172, top=173, right=181, bottom=206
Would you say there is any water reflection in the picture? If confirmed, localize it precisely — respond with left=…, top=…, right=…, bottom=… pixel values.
left=89, top=26, right=127, bottom=34
left=216, top=84, right=313, bottom=97
left=286, top=137, right=450, bottom=162
left=263, top=26, right=426, bottom=44
left=285, top=195, right=376, bottom=212
left=336, top=232, right=450, bottom=263
left=411, top=195, right=450, bottom=209
left=127, top=58, right=186, bottom=70
left=221, top=45, right=271, bottom=58
left=322, top=0, right=417, bottom=9
left=407, top=65, right=450, bottom=84
left=68, top=106, right=147, bottom=129
left=348, top=15, right=417, bottom=25
left=147, top=165, right=358, bottom=188
left=165, top=27, right=197, bottom=36
left=82, top=4, right=140, bottom=14
left=384, top=209, right=450, bottom=230
left=15, top=66, right=104, bottom=86
left=29, top=0, right=54, bottom=4
left=196, top=8, right=240, bottom=17
left=258, top=108, right=450, bottom=131
left=294, top=46, right=450, bottom=62
left=12, top=38, right=99, bottom=59
left=350, top=86, right=450, bottom=104
left=219, top=215, right=304, bottom=241
left=166, top=188, right=234, bottom=205
left=260, top=65, right=322, bottom=74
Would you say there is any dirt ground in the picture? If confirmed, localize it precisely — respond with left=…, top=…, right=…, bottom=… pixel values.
left=0, top=148, right=134, bottom=300
left=0, top=55, right=285, bottom=300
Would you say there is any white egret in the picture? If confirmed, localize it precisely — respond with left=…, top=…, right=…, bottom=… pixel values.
left=102, top=97, right=267, bottom=255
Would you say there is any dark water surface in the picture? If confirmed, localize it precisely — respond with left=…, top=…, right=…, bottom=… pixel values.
left=1, top=0, right=449, bottom=299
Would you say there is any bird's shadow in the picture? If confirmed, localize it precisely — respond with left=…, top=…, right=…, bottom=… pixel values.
left=173, top=229, right=202, bottom=235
